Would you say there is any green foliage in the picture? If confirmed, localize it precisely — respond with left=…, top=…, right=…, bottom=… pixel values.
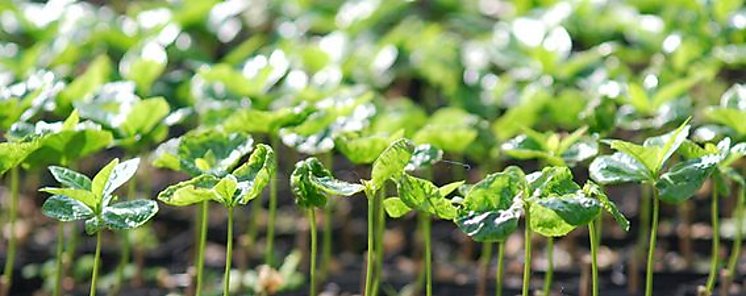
left=369, top=138, right=415, bottom=192
left=335, top=130, right=404, bottom=164
left=502, top=127, right=598, bottom=166
left=40, top=158, right=158, bottom=234
left=152, top=129, right=253, bottom=177
left=291, top=157, right=364, bottom=209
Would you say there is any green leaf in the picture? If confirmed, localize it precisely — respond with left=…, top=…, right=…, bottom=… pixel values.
left=40, top=188, right=98, bottom=210
left=625, top=82, right=652, bottom=114
left=528, top=166, right=581, bottom=198
left=656, top=155, right=720, bottom=204
left=335, top=130, right=404, bottom=165
left=589, top=153, right=650, bottom=185
left=213, top=175, right=239, bottom=205
left=21, top=129, right=114, bottom=168
left=705, top=108, right=746, bottom=136
left=120, top=41, right=167, bottom=94
left=405, top=144, right=443, bottom=171
left=529, top=202, right=575, bottom=237
left=370, top=138, right=415, bottom=191
left=605, top=140, right=659, bottom=174
left=223, top=105, right=314, bottom=134
left=92, top=159, right=118, bottom=198
left=177, top=130, right=254, bottom=176
left=57, top=55, right=112, bottom=111
left=396, top=174, right=457, bottom=219
left=48, top=166, right=92, bottom=190
left=120, top=97, right=170, bottom=137
left=438, top=181, right=465, bottom=197
left=291, top=158, right=334, bottom=209
left=583, top=182, right=630, bottom=231
left=85, top=216, right=103, bottom=235
left=383, top=197, right=412, bottom=218
left=643, top=120, right=692, bottom=170
left=535, top=194, right=601, bottom=226
left=462, top=167, right=525, bottom=213
left=102, top=199, right=159, bottom=230
left=309, top=175, right=365, bottom=197
left=454, top=203, right=522, bottom=242
left=231, top=144, right=276, bottom=205
left=103, top=158, right=140, bottom=202
left=157, top=175, right=220, bottom=206
left=0, top=140, right=41, bottom=175
left=41, top=195, right=95, bottom=222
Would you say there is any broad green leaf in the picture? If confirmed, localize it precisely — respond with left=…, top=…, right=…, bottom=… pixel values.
left=643, top=120, right=691, bottom=170
left=583, top=182, right=630, bottom=231
left=454, top=206, right=521, bottom=242
left=413, top=125, right=477, bottom=153
left=92, top=159, right=118, bottom=198
left=656, top=155, right=720, bottom=204
left=0, top=140, right=41, bottom=175
left=120, top=97, right=170, bottom=138
left=705, top=108, right=746, bottom=136
left=213, top=175, right=239, bottom=205
left=383, top=197, right=412, bottom=218
left=157, top=175, right=220, bottom=206
left=335, top=130, right=403, bottom=164
left=535, top=194, right=601, bottom=226
left=462, top=167, right=524, bottom=213
left=370, top=138, right=415, bottom=191
left=405, top=144, right=443, bottom=171
left=177, top=130, right=254, bottom=176
left=291, top=158, right=333, bottom=209
left=102, top=199, right=159, bottom=230
left=41, top=195, right=95, bottom=222
left=103, top=158, right=140, bottom=202
left=232, top=144, right=276, bottom=205
left=309, top=175, right=365, bottom=196
left=57, top=55, right=112, bottom=111
left=223, top=105, right=314, bottom=134
left=48, top=166, right=91, bottom=190
left=40, top=188, right=98, bottom=210
left=151, top=138, right=181, bottom=171
left=528, top=166, right=581, bottom=198
left=21, top=129, right=114, bottom=168
left=589, top=153, right=650, bottom=184
left=529, top=202, right=575, bottom=237
left=501, top=134, right=548, bottom=161
left=605, top=140, right=659, bottom=174
left=396, top=173, right=457, bottom=219
left=561, top=138, right=598, bottom=166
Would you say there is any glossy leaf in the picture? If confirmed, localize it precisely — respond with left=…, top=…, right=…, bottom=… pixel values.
left=454, top=206, right=521, bottom=242
left=461, top=167, right=525, bottom=213
left=583, top=182, right=630, bottom=231
left=405, top=144, right=443, bottom=171
left=335, top=130, right=403, bottom=164
left=535, top=194, right=601, bottom=226
left=40, top=187, right=98, bottom=210
left=41, top=195, right=95, bottom=222
left=656, top=155, right=720, bottom=204
left=49, top=166, right=92, bottom=190
left=157, top=175, right=220, bottom=206
left=291, top=157, right=362, bottom=209
left=527, top=166, right=581, bottom=198
left=370, top=138, right=415, bottom=191
left=231, top=144, right=276, bottom=205
left=383, top=197, right=412, bottom=218
left=92, top=159, right=118, bottom=198
left=589, top=152, right=650, bottom=184
left=396, top=173, right=457, bottom=219
left=103, top=158, right=140, bottom=201
left=102, top=199, right=159, bottom=230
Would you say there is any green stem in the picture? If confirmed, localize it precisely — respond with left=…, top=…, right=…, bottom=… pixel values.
left=478, top=242, right=492, bottom=296
left=364, top=191, right=375, bottom=296
left=523, top=202, right=533, bottom=296
left=497, top=241, right=505, bottom=296
left=90, top=231, right=102, bottom=296
left=114, top=179, right=137, bottom=295
left=706, top=185, right=720, bottom=292
left=645, top=186, right=660, bottom=296
left=320, top=152, right=333, bottom=281
left=265, top=135, right=279, bottom=266
left=423, top=213, right=432, bottom=296
left=54, top=223, right=65, bottom=296
left=589, top=221, right=599, bottom=296
left=542, top=237, right=553, bottom=296
left=2, top=167, right=18, bottom=295
left=196, top=201, right=209, bottom=296
left=224, top=207, right=234, bottom=296
left=372, top=188, right=385, bottom=296
left=308, top=209, right=318, bottom=296
left=728, top=187, right=745, bottom=278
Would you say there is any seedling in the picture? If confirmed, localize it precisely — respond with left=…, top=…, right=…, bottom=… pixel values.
left=152, top=129, right=254, bottom=295
left=158, top=144, right=275, bottom=295
left=589, top=120, right=719, bottom=296
left=290, top=157, right=364, bottom=296
left=39, top=158, right=158, bottom=296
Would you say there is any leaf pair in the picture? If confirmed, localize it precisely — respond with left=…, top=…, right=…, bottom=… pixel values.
left=290, top=157, right=364, bottom=209
left=40, top=158, right=158, bottom=235
left=501, top=126, right=598, bottom=166
left=384, top=174, right=463, bottom=220
left=157, top=144, right=276, bottom=208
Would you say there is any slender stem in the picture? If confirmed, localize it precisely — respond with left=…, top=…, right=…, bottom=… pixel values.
left=523, top=202, right=532, bottom=296
left=497, top=241, right=505, bottom=296
left=478, top=242, right=493, bottom=296
left=589, top=221, right=599, bottom=296
left=645, top=186, right=660, bottom=296
left=543, top=237, right=554, bottom=296
left=195, top=201, right=209, bottom=296
left=1, top=167, right=19, bottom=295
left=308, top=209, right=318, bottom=296
left=364, top=191, right=375, bottom=296
left=224, top=207, right=234, bottom=296
left=54, top=223, right=65, bottom=296
left=728, top=187, right=745, bottom=277
left=423, top=213, right=432, bottom=296
left=320, top=152, right=333, bottom=281
left=372, top=188, right=385, bottom=296
left=265, top=135, right=279, bottom=266
left=706, top=185, right=720, bottom=292
left=114, top=178, right=137, bottom=294
left=90, top=231, right=102, bottom=296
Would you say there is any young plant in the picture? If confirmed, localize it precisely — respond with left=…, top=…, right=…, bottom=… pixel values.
left=1, top=110, right=113, bottom=296
left=290, top=157, right=364, bottom=296
left=39, top=158, right=158, bottom=296
left=152, top=129, right=254, bottom=295
left=501, top=126, right=598, bottom=294
left=383, top=173, right=463, bottom=296
left=158, top=144, right=275, bottom=296
left=677, top=137, right=746, bottom=294
left=589, top=120, right=718, bottom=296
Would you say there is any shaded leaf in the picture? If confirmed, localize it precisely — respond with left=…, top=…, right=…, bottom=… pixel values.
left=41, top=195, right=95, bottom=222
left=48, top=166, right=91, bottom=190
left=656, top=155, right=720, bottom=204
left=40, top=188, right=98, bottom=210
